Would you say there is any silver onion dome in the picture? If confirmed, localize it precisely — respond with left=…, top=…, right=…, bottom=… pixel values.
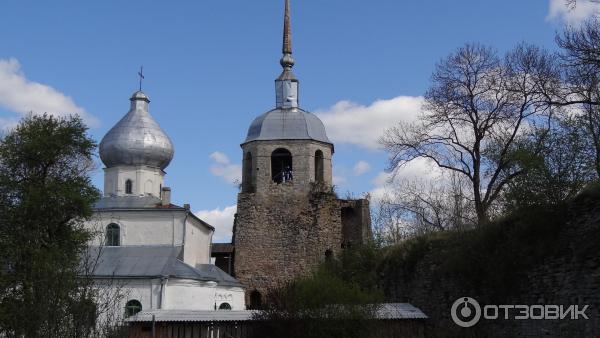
left=99, top=91, right=174, bottom=170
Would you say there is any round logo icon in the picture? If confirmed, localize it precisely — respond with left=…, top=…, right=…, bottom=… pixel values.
left=451, top=297, right=481, bottom=328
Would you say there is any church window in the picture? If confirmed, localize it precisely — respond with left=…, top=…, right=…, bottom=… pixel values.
left=106, top=223, right=120, bottom=246
left=242, top=152, right=254, bottom=193
left=125, top=299, right=142, bottom=317
left=325, top=249, right=333, bottom=260
left=271, top=148, right=292, bottom=184
left=125, top=179, right=133, bottom=194
left=218, top=302, right=232, bottom=311
left=314, top=150, right=324, bottom=183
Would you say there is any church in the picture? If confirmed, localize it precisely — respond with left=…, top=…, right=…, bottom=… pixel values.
left=86, top=0, right=372, bottom=322
left=85, top=88, right=246, bottom=317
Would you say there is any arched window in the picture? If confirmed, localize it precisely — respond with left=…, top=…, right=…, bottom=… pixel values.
left=125, top=299, right=142, bottom=317
left=271, top=148, right=292, bottom=184
left=106, top=223, right=120, bottom=246
left=125, top=179, right=133, bottom=194
left=219, top=302, right=232, bottom=311
left=325, top=249, right=333, bottom=260
left=242, top=152, right=254, bottom=193
left=314, top=150, right=324, bottom=183
left=250, top=290, right=262, bottom=310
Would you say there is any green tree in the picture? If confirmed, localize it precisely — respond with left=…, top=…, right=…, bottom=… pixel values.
left=554, top=19, right=600, bottom=179
left=254, top=248, right=384, bottom=338
left=0, top=114, right=100, bottom=337
left=504, top=116, right=595, bottom=210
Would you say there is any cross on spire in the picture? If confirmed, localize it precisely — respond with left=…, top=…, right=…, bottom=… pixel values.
left=137, top=66, right=145, bottom=91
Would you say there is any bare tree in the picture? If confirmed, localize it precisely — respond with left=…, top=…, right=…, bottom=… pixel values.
left=372, top=171, right=476, bottom=245
left=381, top=44, right=557, bottom=225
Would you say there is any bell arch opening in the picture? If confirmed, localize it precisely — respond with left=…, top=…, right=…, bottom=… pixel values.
left=271, top=148, right=293, bottom=184
left=242, top=152, right=254, bottom=193
left=314, top=150, right=324, bottom=183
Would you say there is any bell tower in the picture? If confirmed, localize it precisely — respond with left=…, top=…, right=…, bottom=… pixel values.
left=240, top=0, right=333, bottom=194
left=231, top=0, right=372, bottom=309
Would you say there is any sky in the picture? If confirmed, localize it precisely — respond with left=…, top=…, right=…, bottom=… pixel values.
left=0, top=0, right=596, bottom=242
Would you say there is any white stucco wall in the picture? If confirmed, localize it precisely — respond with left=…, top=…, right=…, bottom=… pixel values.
left=184, top=217, right=213, bottom=266
left=164, top=279, right=245, bottom=311
left=104, top=165, right=165, bottom=198
left=86, top=209, right=213, bottom=268
left=87, top=210, right=186, bottom=247
left=94, top=277, right=245, bottom=317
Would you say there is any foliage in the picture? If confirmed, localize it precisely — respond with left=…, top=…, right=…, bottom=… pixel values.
left=503, top=115, right=596, bottom=210
left=554, top=19, right=600, bottom=179
left=0, top=114, right=101, bottom=337
left=380, top=203, right=568, bottom=300
left=324, top=244, right=383, bottom=292
left=309, top=181, right=338, bottom=199
left=254, top=247, right=384, bottom=338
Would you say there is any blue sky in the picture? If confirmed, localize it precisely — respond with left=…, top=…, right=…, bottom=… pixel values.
left=0, top=0, right=594, bottom=241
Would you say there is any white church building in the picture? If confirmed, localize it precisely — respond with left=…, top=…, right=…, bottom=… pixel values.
left=85, top=90, right=245, bottom=319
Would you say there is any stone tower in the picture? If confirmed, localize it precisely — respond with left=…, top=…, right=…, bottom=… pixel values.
left=231, top=0, right=371, bottom=308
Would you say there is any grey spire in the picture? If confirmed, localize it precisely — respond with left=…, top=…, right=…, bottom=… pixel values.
left=276, top=0, right=299, bottom=108
left=281, top=0, right=294, bottom=67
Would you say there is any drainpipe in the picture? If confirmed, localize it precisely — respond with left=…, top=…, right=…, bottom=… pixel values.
left=182, top=208, right=189, bottom=262
left=159, top=276, right=168, bottom=309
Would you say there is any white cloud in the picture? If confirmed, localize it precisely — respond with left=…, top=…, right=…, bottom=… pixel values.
left=195, top=205, right=237, bottom=243
left=547, top=0, right=600, bottom=24
left=333, top=174, right=347, bottom=185
left=353, top=161, right=371, bottom=176
left=0, top=58, right=98, bottom=127
left=209, top=151, right=230, bottom=165
left=369, top=158, right=444, bottom=203
left=316, top=96, right=424, bottom=150
left=209, top=151, right=242, bottom=185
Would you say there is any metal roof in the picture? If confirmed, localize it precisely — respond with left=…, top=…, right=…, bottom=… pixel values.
left=244, top=107, right=331, bottom=145
left=125, top=303, right=427, bottom=323
left=125, top=310, right=257, bottom=323
left=93, top=196, right=216, bottom=234
left=87, top=246, right=243, bottom=287
left=375, top=303, right=428, bottom=320
left=99, top=91, right=174, bottom=170
left=211, top=243, right=234, bottom=254
left=93, top=195, right=169, bottom=209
